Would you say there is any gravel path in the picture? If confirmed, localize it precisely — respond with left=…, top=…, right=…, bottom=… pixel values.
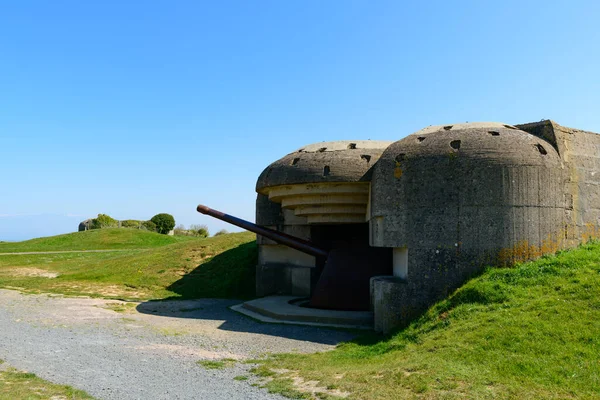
left=0, top=289, right=355, bottom=399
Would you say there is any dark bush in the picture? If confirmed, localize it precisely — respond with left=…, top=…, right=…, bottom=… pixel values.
left=150, top=213, right=176, bottom=234
left=197, top=227, right=210, bottom=238
left=141, top=220, right=157, bottom=232
left=214, top=229, right=228, bottom=237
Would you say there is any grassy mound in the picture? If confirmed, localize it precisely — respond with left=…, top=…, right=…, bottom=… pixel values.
left=254, top=242, right=600, bottom=399
left=0, top=232, right=257, bottom=300
left=0, top=228, right=196, bottom=252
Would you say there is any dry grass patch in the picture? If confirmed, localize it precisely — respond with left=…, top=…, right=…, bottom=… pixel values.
left=99, top=301, right=138, bottom=313
left=0, top=268, right=59, bottom=278
left=0, top=363, right=93, bottom=400
left=251, top=366, right=350, bottom=399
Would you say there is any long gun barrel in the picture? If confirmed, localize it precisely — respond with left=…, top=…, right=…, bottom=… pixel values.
left=196, top=204, right=328, bottom=259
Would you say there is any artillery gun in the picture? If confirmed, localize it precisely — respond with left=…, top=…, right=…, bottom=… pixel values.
left=197, top=204, right=391, bottom=311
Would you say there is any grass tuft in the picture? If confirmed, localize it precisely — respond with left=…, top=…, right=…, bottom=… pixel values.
left=197, top=359, right=237, bottom=370
left=262, top=378, right=311, bottom=399
left=0, top=365, right=94, bottom=399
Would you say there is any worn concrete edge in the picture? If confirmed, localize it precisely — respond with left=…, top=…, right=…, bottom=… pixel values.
left=230, top=304, right=373, bottom=330
left=242, top=299, right=373, bottom=325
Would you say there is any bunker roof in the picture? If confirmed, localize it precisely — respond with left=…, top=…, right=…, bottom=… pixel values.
left=256, top=140, right=392, bottom=193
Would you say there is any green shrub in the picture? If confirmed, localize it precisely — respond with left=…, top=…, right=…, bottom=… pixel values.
left=121, top=220, right=142, bottom=228
left=150, top=213, right=176, bottom=235
left=90, top=214, right=118, bottom=229
left=197, top=227, right=209, bottom=238
left=214, top=229, right=228, bottom=237
left=172, top=224, right=210, bottom=238
left=190, top=224, right=210, bottom=238
left=141, top=220, right=157, bottom=232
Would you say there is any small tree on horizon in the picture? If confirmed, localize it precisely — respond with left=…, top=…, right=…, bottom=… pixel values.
left=150, top=213, right=176, bottom=234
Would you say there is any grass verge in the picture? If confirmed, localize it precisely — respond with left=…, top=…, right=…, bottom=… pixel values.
left=0, top=361, right=93, bottom=399
left=0, top=231, right=257, bottom=300
left=0, top=228, right=196, bottom=253
left=252, top=242, right=600, bottom=399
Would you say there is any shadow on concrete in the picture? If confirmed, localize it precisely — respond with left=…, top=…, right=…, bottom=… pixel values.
left=135, top=243, right=357, bottom=345
left=136, top=298, right=357, bottom=345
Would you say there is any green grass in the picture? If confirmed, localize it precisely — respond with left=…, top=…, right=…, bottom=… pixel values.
left=253, top=242, right=600, bottom=399
left=197, top=359, right=237, bottom=370
left=0, top=231, right=257, bottom=300
left=100, top=302, right=138, bottom=313
left=5, top=229, right=600, bottom=398
left=0, top=362, right=94, bottom=399
left=0, top=228, right=196, bottom=253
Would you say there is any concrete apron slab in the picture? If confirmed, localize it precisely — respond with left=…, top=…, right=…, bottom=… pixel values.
left=231, top=296, right=373, bottom=330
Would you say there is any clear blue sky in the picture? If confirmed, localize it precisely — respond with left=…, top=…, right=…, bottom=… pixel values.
left=1, top=0, right=599, bottom=241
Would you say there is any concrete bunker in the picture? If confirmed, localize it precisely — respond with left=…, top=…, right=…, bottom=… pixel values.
left=198, top=120, right=600, bottom=333
left=254, top=140, right=394, bottom=312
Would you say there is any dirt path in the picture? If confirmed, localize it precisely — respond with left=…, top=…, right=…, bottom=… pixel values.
left=0, top=249, right=143, bottom=256
left=0, top=289, right=355, bottom=400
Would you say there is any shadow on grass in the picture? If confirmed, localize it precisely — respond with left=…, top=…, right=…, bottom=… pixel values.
left=135, top=242, right=356, bottom=345
left=165, top=241, right=257, bottom=300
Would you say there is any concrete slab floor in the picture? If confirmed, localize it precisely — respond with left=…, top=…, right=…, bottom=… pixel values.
left=232, top=296, right=373, bottom=330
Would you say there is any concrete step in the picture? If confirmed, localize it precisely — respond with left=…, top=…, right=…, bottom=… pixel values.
left=231, top=296, right=373, bottom=330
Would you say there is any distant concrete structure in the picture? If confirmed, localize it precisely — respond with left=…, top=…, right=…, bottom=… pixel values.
left=207, top=120, right=600, bottom=333
left=78, top=219, right=93, bottom=232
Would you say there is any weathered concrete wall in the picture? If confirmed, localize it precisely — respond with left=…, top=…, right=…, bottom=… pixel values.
left=252, top=121, right=600, bottom=333
left=255, top=194, right=315, bottom=297
left=369, top=123, right=567, bottom=331
left=517, top=120, right=600, bottom=246
left=78, top=219, right=93, bottom=232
